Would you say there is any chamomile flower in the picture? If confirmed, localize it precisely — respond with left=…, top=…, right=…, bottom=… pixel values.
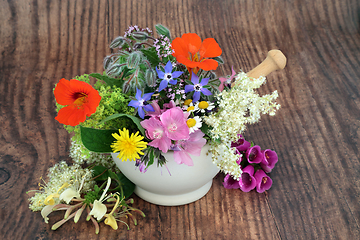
left=186, top=116, right=202, bottom=133
left=195, top=101, right=215, bottom=113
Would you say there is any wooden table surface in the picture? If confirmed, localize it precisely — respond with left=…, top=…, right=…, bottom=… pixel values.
left=1, top=0, right=360, bottom=239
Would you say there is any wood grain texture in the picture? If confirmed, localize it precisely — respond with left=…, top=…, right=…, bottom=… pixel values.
left=0, top=0, right=359, bottom=239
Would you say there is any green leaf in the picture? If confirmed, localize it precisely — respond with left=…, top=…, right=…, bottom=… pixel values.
left=212, top=56, right=224, bottom=64
left=80, top=126, right=118, bottom=152
left=116, top=172, right=135, bottom=198
left=100, top=113, right=145, bottom=137
left=92, top=165, right=111, bottom=181
left=90, top=73, right=122, bottom=88
left=141, top=48, right=160, bottom=67
left=147, top=148, right=155, bottom=169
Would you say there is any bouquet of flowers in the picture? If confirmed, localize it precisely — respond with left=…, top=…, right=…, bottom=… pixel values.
left=28, top=24, right=282, bottom=233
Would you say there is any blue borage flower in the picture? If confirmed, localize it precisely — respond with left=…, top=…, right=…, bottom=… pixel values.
left=128, top=88, right=154, bottom=119
left=184, top=72, right=212, bottom=102
left=156, top=61, right=183, bottom=92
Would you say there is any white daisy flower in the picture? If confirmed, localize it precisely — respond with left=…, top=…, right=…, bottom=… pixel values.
left=196, top=101, right=215, bottom=113
left=186, top=116, right=202, bottom=133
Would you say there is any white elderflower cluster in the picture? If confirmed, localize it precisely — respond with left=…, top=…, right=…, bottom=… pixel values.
left=210, top=142, right=243, bottom=179
left=28, top=161, right=94, bottom=211
left=69, top=140, right=118, bottom=172
left=204, top=72, right=280, bottom=179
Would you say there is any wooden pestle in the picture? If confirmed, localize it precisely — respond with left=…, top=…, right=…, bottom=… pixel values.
left=231, top=49, right=287, bottom=87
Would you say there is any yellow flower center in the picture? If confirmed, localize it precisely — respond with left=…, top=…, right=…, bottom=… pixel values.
left=186, top=119, right=196, bottom=128
left=198, top=101, right=209, bottom=109
left=184, top=99, right=192, bottom=106
left=73, top=92, right=88, bottom=108
left=187, top=106, right=195, bottom=112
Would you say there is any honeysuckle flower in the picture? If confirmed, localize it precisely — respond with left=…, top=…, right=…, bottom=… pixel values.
left=59, top=172, right=88, bottom=204
left=141, top=117, right=172, bottom=153
left=254, top=170, right=273, bottom=193
left=173, top=130, right=206, bottom=166
left=171, top=33, right=222, bottom=74
left=90, top=177, right=111, bottom=221
left=246, top=145, right=263, bottom=164
left=41, top=204, right=55, bottom=223
left=156, top=61, right=183, bottom=92
left=128, top=88, right=154, bottom=119
left=104, top=194, right=121, bottom=230
left=223, top=174, right=240, bottom=189
left=44, top=182, right=70, bottom=206
left=160, top=107, right=190, bottom=141
left=231, top=134, right=251, bottom=152
left=54, top=78, right=101, bottom=126
left=260, top=149, right=278, bottom=173
left=186, top=116, right=202, bottom=133
left=218, top=66, right=236, bottom=91
left=195, top=101, right=215, bottom=113
left=111, top=128, right=148, bottom=161
left=239, top=165, right=257, bottom=192
left=185, top=73, right=212, bottom=102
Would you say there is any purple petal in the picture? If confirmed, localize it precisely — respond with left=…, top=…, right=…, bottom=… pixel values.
left=156, top=67, right=165, bottom=79
left=138, top=107, right=145, bottom=119
left=200, top=77, right=209, bottom=86
left=260, top=149, right=278, bottom=173
left=223, top=174, right=240, bottom=189
left=184, top=85, right=194, bottom=93
left=142, top=92, right=154, bottom=101
left=201, top=88, right=212, bottom=96
left=143, top=104, right=154, bottom=112
left=239, top=165, right=256, bottom=192
left=158, top=80, right=168, bottom=92
left=254, top=170, right=272, bottom=193
left=246, top=145, right=263, bottom=164
left=171, top=71, right=183, bottom=78
left=135, top=88, right=142, bottom=100
left=169, top=79, right=177, bottom=85
left=191, top=72, right=199, bottom=84
left=164, top=61, right=173, bottom=73
left=192, top=91, right=200, bottom=102
left=128, top=100, right=140, bottom=108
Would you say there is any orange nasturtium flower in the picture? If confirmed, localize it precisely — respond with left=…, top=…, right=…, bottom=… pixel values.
left=171, top=33, right=222, bottom=74
left=54, top=78, right=101, bottom=126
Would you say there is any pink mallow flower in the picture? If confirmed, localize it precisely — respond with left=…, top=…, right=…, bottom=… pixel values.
left=260, top=149, right=278, bottom=173
left=254, top=169, right=273, bottom=193
left=239, top=165, right=257, bottom=192
left=160, top=107, right=189, bottom=141
left=246, top=145, right=263, bottom=164
left=173, top=130, right=206, bottom=166
left=140, top=117, right=172, bottom=153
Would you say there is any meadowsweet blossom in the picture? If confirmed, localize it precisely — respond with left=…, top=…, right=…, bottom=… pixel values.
left=204, top=73, right=280, bottom=179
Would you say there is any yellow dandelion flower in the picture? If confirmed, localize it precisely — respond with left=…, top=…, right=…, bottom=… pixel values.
left=110, top=128, right=147, bottom=161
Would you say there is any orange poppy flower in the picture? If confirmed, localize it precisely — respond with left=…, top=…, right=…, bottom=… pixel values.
left=54, top=78, right=101, bottom=126
left=171, top=33, right=222, bottom=74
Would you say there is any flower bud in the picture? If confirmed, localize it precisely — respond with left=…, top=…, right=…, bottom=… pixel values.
left=122, top=82, right=131, bottom=94
left=103, top=56, right=112, bottom=70
left=131, top=31, right=149, bottom=41
left=127, top=51, right=142, bottom=69
left=109, top=36, right=125, bottom=49
left=106, top=64, right=122, bottom=76
left=155, top=24, right=171, bottom=39
left=145, top=69, right=156, bottom=87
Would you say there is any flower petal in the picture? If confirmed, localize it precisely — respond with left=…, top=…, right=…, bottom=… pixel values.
left=90, top=200, right=107, bottom=220
left=59, top=188, right=80, bottom=204
left=171, top=37, right=189, bottom=58
left=200, top=77, right=209, bottom=86
left=142, top=92, right=154, bottom=101
left=192, top=91, right=201, bottom=102
left=156, top=67, right=165, bottom=79
left=197, top=59, right=219, bottom=71
left=164, top=61, right=173, bottom=73
left=135, top=88, right=142, bottom=100
left=171, top=71, right=183, bottom=78
left=200, top=88, right=212, bottom=96
left=191, top=73, right=199, bottom=84
left=199, top=38, right=222, bottom=58
left=138, top=107, right=145, bottom=119
left=184, top=85, right=194, bottom=93
left=181, top=33, right=201, bottom=55
left=128, top=100, right=140, bottom=108
left=158, top=79, right=168, bottom=92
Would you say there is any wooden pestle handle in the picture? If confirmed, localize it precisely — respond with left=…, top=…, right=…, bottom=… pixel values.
left=231, top=49, right=286, bottom=87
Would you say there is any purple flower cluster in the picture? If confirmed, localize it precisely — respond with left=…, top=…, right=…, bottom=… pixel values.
left=223, top=135, right=278, bottom=193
